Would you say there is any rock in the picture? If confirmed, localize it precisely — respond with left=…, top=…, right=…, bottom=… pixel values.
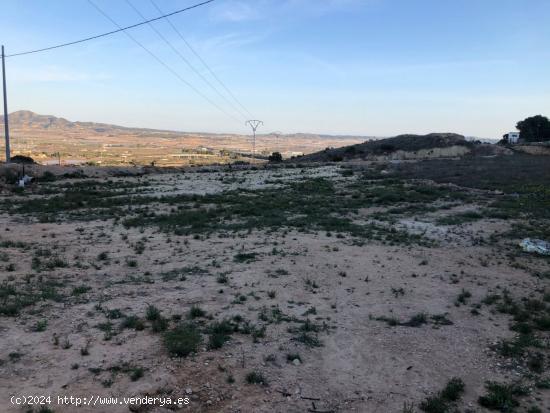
left=186, top=387, right=192, bottom=394
left=292, top=358, right=301, bottom=366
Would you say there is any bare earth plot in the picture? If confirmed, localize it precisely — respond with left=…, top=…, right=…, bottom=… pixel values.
left=0, top=157, right=549, bottom=413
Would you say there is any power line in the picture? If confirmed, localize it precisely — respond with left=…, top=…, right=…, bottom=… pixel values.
left=6, top=0, right=216, bottom=58
left=149, top=0, right=255, bottom=119
left=124, top=0, right=248, bottom=122
left=87, top=0, right=243, bottom=125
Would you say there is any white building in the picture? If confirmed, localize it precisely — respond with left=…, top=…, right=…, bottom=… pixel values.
left=503, top=131, right=520, bottom=144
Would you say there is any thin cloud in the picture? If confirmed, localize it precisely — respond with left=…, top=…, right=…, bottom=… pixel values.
left=210, top=1, right=263, bottom=22
left=210, top=0, right=368, bottom=22
left=11, top=65, right=111, bottom=83
left=282, top=0, right=367, bottom=15
left=191, top=31, right=267, bottom=54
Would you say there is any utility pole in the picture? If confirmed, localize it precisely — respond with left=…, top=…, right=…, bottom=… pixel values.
left=245, top=120, right=263, bottom=163
left=1, top=45, right=10, bottom=163
left=272, top=131, right=282, bottom=152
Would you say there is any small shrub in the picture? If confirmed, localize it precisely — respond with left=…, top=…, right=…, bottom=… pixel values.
left=32, top=320, right=48, bottom=332
left=163, top=323, right=201, bottom=357
left=233, top=252, right=257, bottom=263
left=207, top=320, right=234, bottom=350
left=293, top=331, right=322, bottom=347
left=145, top=305, right=161, bottom=321
left=97, top=251, right=109, bottom=261
left=420, top=377, right=465, bottom=413
left=121, top=316, right=145, bottom=331
left=216, top=273, right=228, bottom=284
left=528, top=352, right=544, bottom=373
left=41, top=171, right=56, bottom=182
left=151, top=317, right=169, bottom=333
left=245, top=371, right=267, bottom=385
left=129, top=367, right=144, bottom=381
left=403, top=313, right=428, bottom=327
left=440, top=377, right=465, bottom=401
left=72, top=285, right=91, bottom=296
left=189, top=305, right=206, bottom=319
left=455, top=289, right=472, bottom=306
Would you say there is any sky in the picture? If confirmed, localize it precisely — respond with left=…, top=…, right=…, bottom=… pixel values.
left=2, top=0, right=550, bottom=138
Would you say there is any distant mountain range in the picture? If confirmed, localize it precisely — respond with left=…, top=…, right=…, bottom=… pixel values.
left=2, top=110, right=192, bottom=136
left=0, top=110, right=374, bottom=141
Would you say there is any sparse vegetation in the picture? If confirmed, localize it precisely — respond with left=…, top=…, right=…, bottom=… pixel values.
left=1, top=154, right=550, bottom=412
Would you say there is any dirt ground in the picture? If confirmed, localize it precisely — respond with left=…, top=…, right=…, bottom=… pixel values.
left=0, top=159, right=549, bottom=413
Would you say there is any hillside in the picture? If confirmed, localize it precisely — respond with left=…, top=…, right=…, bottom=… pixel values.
left=292, top=133, right=507, bottom=162
left=1, top=110, right=207, bottom=136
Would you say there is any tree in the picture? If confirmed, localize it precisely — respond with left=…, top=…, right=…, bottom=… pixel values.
left=10, top=155, right=35, bottom=164
left=516, top=115, right=550, bottom=142
left=268, top=152, right=283, bottom=163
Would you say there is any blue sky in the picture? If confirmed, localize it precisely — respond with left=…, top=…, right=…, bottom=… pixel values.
left=2, top=0, right=550, bottom=137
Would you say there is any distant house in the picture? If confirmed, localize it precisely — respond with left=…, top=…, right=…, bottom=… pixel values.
left=503, top=131, right=520, bottom=144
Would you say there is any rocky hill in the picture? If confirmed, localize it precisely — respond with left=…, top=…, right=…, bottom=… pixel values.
left=291, top=133, right=507, bottom=162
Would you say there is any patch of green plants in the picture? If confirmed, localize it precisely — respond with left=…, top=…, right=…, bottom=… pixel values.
left=455, top=289, right=472, bottom=306
left=478, top=381, right=529, bottom=412
left=216, top=273, right=229, bottom=284
left=245, top=371, right=268, bottom=386
left=32, top=319, right=48, bottom=332
left=420, top=377, right=465, bottom=413
left=374, top=312, right=431, bottom=328
left=145, top=305, right=168, bottom=332
left=0, top=279, right=64, bottom=316
left=72, top=285, right=92, bottom=296
left=233, top=252, right=257, bottom=263
left=436, top=211, right=484, bottom=226
left=120, top=178, right=441, bottom=246
left=31, top=254, right=68, bottom=272
left=292, top=331, right=322, bottom=348
left=163, top=323, right=202, bottom=357
left=188, top=305, right=206, bottom=319
left=120, top=315, right=145, bottom=331
left=207, top=320, right=235, bottom=350
left=484, top=290, right=549, bottom=365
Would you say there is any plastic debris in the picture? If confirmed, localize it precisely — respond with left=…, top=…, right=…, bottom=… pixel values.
left=16, top=175, right=33, bottom=188
left=520, top=238, right=550, bottom=256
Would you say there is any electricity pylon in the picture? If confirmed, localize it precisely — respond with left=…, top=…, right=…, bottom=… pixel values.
left=245, top=120, right=263, bottom=163
left=271, top=131, right=282, bottom=153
